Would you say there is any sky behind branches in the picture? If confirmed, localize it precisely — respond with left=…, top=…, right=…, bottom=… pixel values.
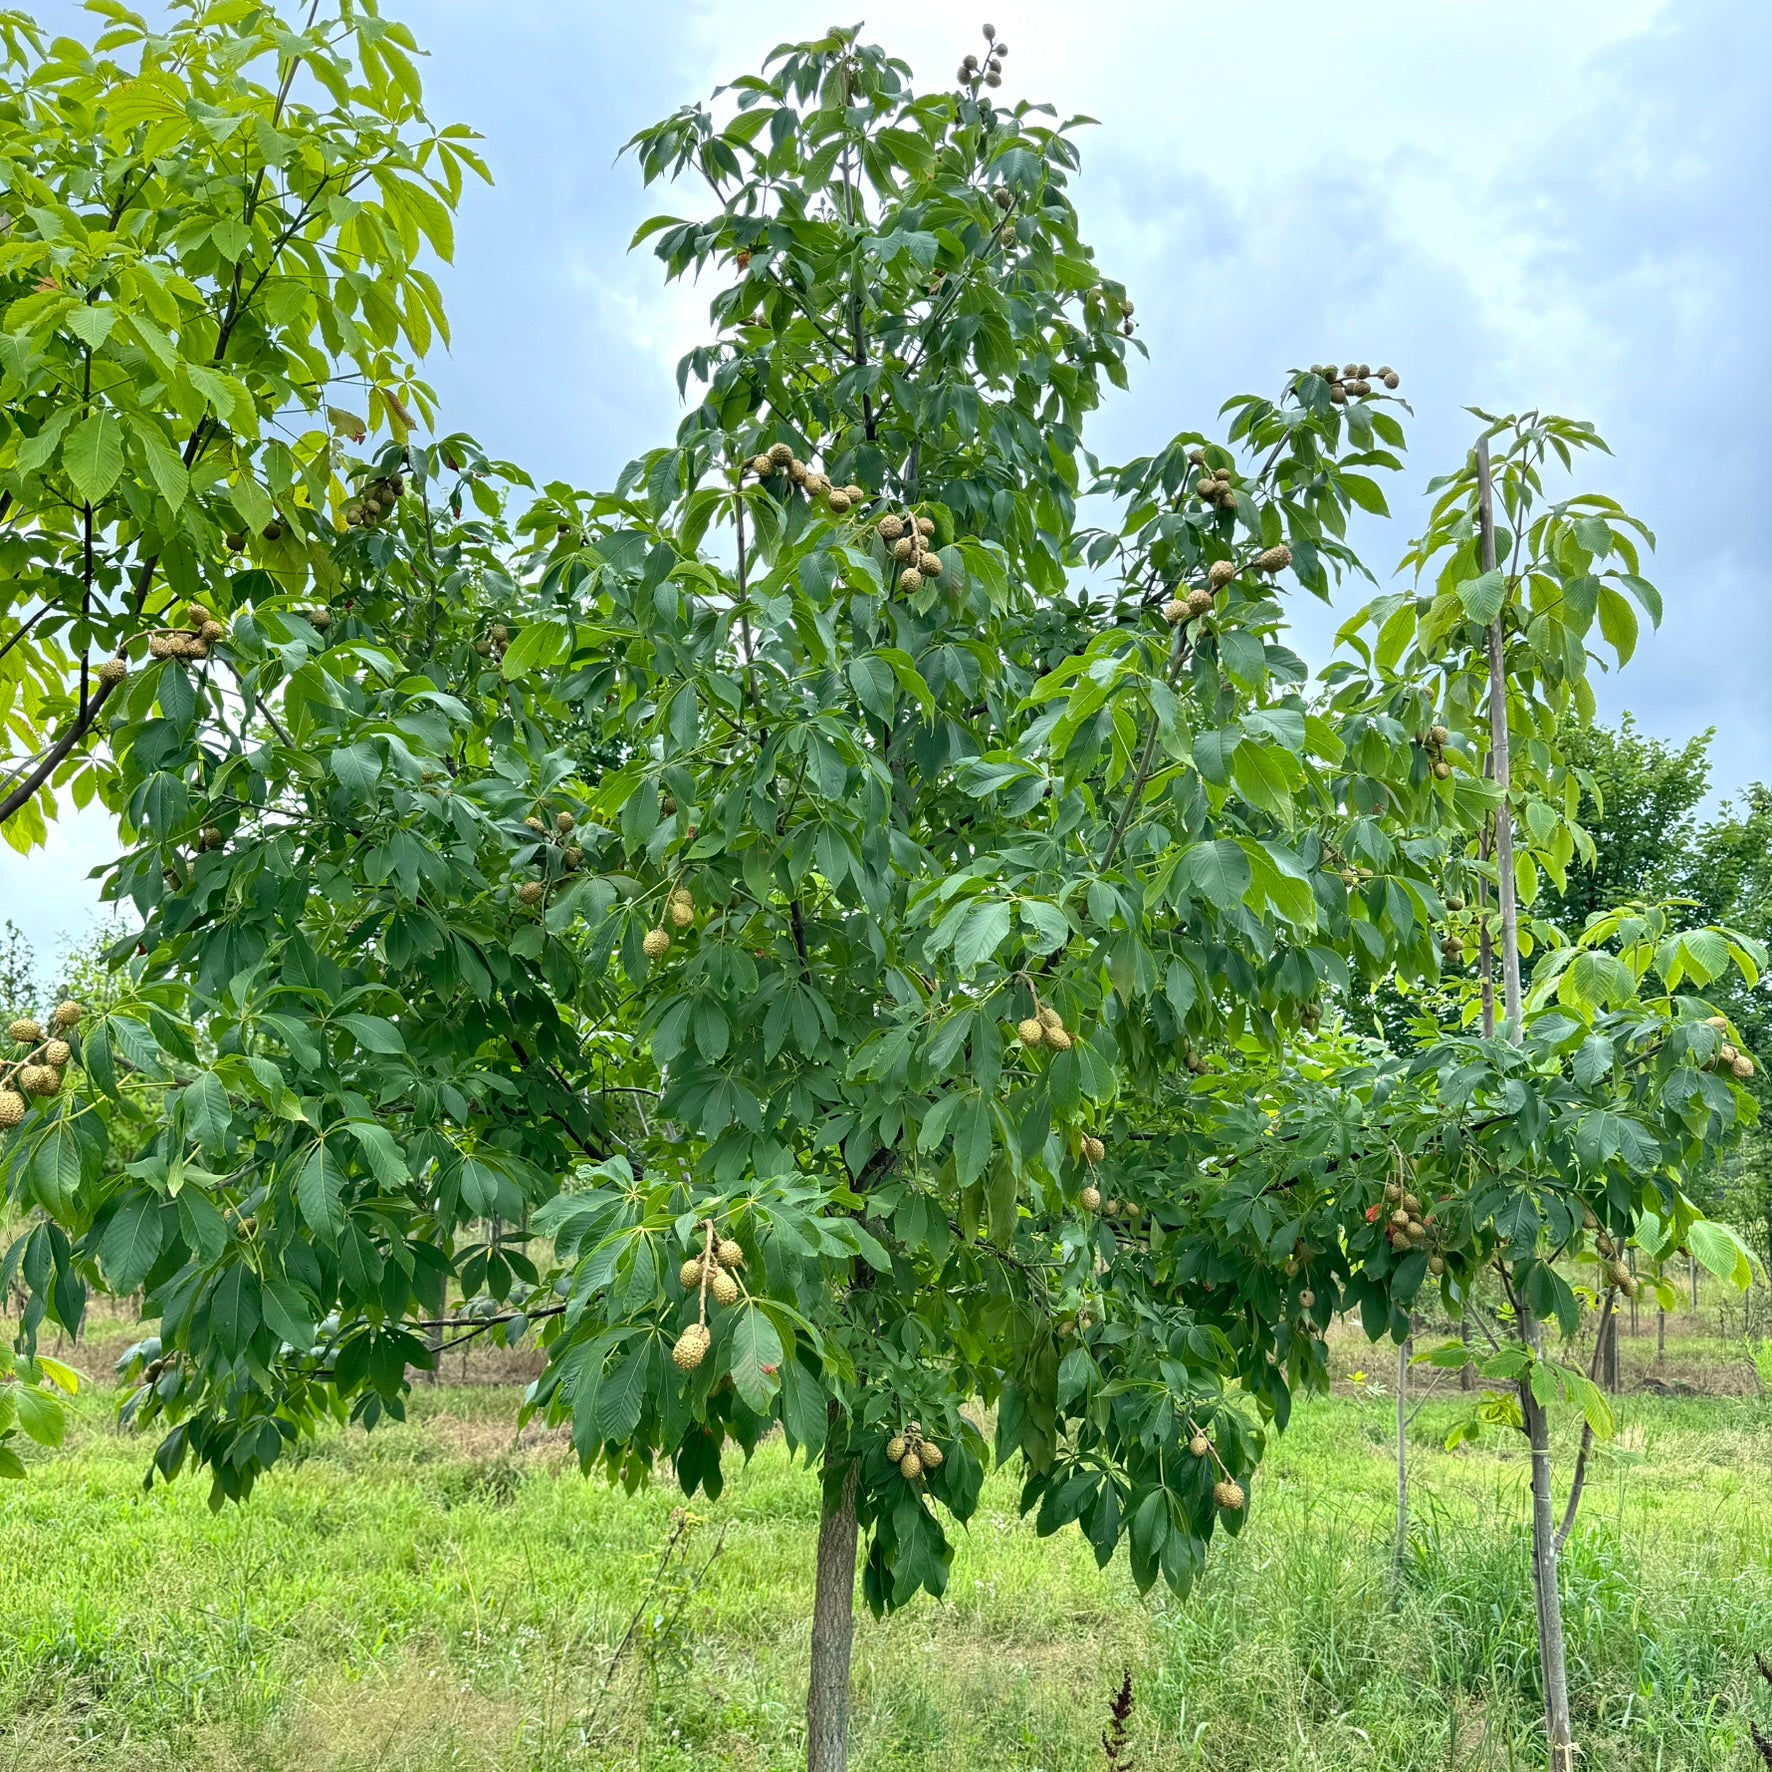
left=5, top=0, right=1766, bottom=960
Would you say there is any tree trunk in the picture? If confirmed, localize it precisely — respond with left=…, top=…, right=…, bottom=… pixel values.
left=1520, top=1309, right=1575, bottom=1771
left=1460, top=1315, right=1475, bottom=1392
left=1394, top=1332, right=1410, bottom=1577
left=1689, top=1252, right=1698, bottom=1314
left=1602, top=1307, right=1620, bottom=1392
left=807, top=1461, right=860, bottom=1772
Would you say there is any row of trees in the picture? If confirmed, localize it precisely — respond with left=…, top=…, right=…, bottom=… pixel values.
left=0, top=10, right=1762, bottom=1771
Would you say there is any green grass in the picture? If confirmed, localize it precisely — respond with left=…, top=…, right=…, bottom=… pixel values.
left=3, top=1372, right=1770, bottom=1772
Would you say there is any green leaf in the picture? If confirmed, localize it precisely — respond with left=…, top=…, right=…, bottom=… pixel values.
left=1455, top=570, right=1505, bottom=626
left=346, top=1119, right=409, bottom=1187
left=729, top=1304, right=784, bottom=1414
left=296, top=1141, right=345, bottom=1239
left=99, top=1191, right=165, bottom=1293
left=181, top=1072, right=231, bottom=1152
left=14, top=1384, right=65, bottom=1448
left=951, top=901, right=1012, bottom=974
left=501, top=619, right=570, bottom=678
left=1178, top=839, right=1252, bottom=910
left=62, top=412, right=124, bottom=504
left=1687, top=1218, right=1754, bottom=1291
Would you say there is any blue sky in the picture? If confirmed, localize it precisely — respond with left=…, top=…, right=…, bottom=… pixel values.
left=5, top=0, right=1766, bottom=964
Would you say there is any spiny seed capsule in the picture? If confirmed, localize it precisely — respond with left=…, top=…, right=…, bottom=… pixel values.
left=1607, top=1259, right=1633, bottom=1289
left=710, top=1269, right=739, bottom=1307
left=0, top=1090, right=24, bottom=1127
left=1428, top=1255, right=1446, bottom=1275
left=1185, top=589, right=1215, bottom=618
left=525, top=816, right=547, bottom=834
left=1082, top=1134, right=1106, bottom=1164
left=1017, top=1017, right=1045, bottom=1047
left=1189, top=1433, right=1210, bottom=1457
left=148, top=634, right=173, bottom=659
left=886, top=1435, right=908, bottom=1462
left=670, top=900, right=694, bottom=929
left=1432, top=760, right=1452, bottom=780
left=556, top=812, right=576, bottom=834
left=878, top=514, right=905, bottom=541
left=680, top=1258, right=705, bottom=1288
left=1382, top=370, right=1400, bottom=389
left=643, top=928, right=671, bottom=959
left=51, top=1002, right=82, bottom=1030
left=672, top=1323, right=711, bottom=1370
left=1037, top=1006, right=1063, bottom=1031
left=918, top=552, right=942, bottom=578
left=1212, top=1479, right=1245, bottom=1511
left=1045, top=1026, right=1074, bottom=1052
left=564, top=846, right=585, bottom=869
left=8, top=1019, right=43, bottom=1045
left=843, top=484, right=864, bottom=502
left=751, top=453, right=774, bottom=476
left=1162, top=598, right=1188, bottom=626
left=768, top=442, right=794, bottom=466
left=899, top=568, right=924, bottom=593
left=1079, top=1184, right=1101, bottom=1211
left=916, top=516, right=935, bottom=537
left=716, top=1238, right=744, bottom=1269
left=1298, top=1288, right=1315, bottom=1309
left=899, top=1451, right=923, bottom=1480
left=828, top=491, right=852, bottom=514
left=517, top=881, right=544, bottom=905
left=44, top=1039, right=71, bottom=1068
left=893, top=536, right=915, bottom=561
left=1207, top=560, right=1236, bottom=590
left=1732, top=1053, right=1757, bottom=1079
left=920, top=1441, right=944, bottom=1469
left=1255, top=545, right=1292, bottom=573
left=97, top=656, right=128, bottom=686
left=22, top=1065, right=61, bottom=1096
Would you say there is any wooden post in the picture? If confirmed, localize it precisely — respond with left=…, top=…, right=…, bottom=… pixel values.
left=1480, top=434, right=1571, bottom=1771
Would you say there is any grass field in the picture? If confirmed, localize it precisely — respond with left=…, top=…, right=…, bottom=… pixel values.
left=3, top=1309, right=1770, bottom=1771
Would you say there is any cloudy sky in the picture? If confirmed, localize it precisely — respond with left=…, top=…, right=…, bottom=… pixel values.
left=5, top=0, right=1766, bottom=966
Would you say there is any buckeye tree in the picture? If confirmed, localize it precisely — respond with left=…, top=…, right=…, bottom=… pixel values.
left=0, top=17, right=1759, bottom=1772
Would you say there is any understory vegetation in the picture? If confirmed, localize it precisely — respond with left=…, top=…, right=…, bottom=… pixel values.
left=4, top=1303, right=1768, bottom=1772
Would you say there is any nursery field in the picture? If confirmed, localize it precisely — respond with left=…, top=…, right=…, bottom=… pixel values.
left=4, top=1309, right=1769, bottom=1772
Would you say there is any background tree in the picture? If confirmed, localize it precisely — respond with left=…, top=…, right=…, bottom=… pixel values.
left=0, top=0, right=484, bottom=847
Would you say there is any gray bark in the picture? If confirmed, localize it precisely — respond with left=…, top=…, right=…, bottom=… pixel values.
left=1521, top=1309, right=1575, bottom=1770
left=806, top=1461, right=860, bottom=1772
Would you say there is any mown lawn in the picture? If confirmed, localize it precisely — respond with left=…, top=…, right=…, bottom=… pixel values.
left=3, top=1353, right=1769, bottom=1772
